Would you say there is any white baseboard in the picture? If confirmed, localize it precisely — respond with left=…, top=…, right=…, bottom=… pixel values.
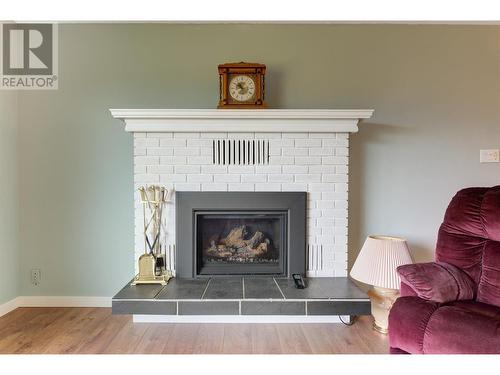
left=133, top=314, right=351, bottom=323
left=0, top=296, right=112, bottom=317
left=0, top=297, right=22, bottom=318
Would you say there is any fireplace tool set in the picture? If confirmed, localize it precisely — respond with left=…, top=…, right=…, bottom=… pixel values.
left=131, top=185, right=174, bottom=286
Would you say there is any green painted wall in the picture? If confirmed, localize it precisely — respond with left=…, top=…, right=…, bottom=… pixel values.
left=0, top=91, right=19, bottom=304
left=15, top=24, right=500, bottom=296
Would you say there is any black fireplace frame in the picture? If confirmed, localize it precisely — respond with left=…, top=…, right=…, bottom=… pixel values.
left=176, top=192, right=306, bottom=278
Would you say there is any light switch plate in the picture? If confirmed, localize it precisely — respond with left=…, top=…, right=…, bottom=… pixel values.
left=480, top=149, right=500, bottom=163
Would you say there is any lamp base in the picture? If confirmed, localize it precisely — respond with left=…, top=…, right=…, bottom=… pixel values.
left=367, top=287, right=399, bottom=335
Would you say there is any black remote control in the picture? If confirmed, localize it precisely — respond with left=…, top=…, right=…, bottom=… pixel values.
left=292, top=273, right=306, bottom=289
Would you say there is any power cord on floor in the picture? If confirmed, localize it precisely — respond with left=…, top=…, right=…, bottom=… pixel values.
left=339, top=315, right=357, bottom=326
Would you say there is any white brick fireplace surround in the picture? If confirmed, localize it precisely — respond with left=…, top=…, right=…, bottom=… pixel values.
left=111, top=109, right=373, bottom=278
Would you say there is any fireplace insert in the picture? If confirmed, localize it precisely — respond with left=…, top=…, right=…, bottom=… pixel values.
left=196, top=211, right=287, bottom=275
left=176, top=192, right=306, bottom=278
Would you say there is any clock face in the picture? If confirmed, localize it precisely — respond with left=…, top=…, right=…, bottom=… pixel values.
left=229, top=75, right=256, bottom=102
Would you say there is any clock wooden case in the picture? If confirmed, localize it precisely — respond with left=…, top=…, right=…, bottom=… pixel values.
left=218, top=62, right=267, bottom=109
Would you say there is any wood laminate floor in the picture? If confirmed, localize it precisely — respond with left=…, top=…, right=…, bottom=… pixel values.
left=0, top=308, right=389, bottom=354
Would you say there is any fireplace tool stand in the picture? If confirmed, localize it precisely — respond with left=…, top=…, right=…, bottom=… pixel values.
left=131, top=185, right=173, bottom=286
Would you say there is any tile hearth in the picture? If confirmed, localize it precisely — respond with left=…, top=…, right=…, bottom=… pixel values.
left=112, top=277, right=370, bottom=317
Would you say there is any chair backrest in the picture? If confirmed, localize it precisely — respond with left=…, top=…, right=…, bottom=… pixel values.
left=436, top=186, right=500, bottom=307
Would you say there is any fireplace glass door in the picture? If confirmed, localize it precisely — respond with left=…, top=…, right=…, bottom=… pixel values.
left=195, top=211, right=287, bottom=276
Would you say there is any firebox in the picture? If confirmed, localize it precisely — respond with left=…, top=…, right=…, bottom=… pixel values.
left=176, top=192, right=306, bottom=278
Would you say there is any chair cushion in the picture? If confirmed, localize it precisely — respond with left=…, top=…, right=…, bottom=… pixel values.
left=397, top=262, right=475, bottom=303
left=423, top=304, right=500, bottom=354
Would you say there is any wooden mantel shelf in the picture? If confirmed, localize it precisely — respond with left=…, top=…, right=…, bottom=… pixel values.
left=110, top=109, right=374, bottom=133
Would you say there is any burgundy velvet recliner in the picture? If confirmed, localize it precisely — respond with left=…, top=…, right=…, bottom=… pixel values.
left=389, top=186, right=500, bottom=354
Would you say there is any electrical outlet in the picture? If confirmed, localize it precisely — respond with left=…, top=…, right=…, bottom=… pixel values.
left=480, top=149, right=499, bottom=163
left=31, top=269, right=41, bottom=286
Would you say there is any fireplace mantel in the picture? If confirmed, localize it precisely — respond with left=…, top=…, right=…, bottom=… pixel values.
left=110, top=109, right=374, bottom=133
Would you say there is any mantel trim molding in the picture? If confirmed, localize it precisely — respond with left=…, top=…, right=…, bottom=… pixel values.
left=110, top=109, right=374, bottom=133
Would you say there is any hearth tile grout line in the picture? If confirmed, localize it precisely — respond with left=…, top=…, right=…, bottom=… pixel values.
left=273, top=277, right=286, bottom=299
left=200, top=278, right=212, bottom=300
left=242, top=278, right=245, bottom=299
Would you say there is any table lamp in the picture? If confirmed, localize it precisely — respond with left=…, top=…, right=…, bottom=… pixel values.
left=350, top=235, right=413, bottom=334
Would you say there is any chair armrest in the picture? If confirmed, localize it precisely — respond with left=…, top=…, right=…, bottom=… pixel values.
left=397, top=262, right=476, bottom=303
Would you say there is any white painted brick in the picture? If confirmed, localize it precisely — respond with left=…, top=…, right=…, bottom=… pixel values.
left=295, top=157, right=322, bottom=165
left=308, top=183, right=335, bottom=192
left=269, top=139, right=294, bottom=148
left=316, top=201, right=335, bottom=209
left=282, top=165, right=308, bottom=174
left=160, top=156, right=186, bottom=165
left=134, top=147, right=147, bottom=156
left=309, top=133, right=337, bottom=138
left=135, top=138, right=159, bottom=148
left=322, top=192, right=348, bottom=201
left=309, top=147, right=334, bottom=156
left=335, top=200, right=348, bottom=209
left=335, top=147, right=349, bottom=156
left=322, top=156, right=349, bottom=165
left=214, top=174, right=240, bottom=183
left=174, top=183, right=201, bottom=191
left=147, top=165, right=174, bottom=174
left=242, top=174, right=267, bottom=183
left=307, top=209, right=322, bottom=218
left=255, top=132, right=281, bottom=138
left=135, top=156, right=159, bottom=165
left=147, top=147, right=174, bottom=156
left=337, top=133, right=349, bottom=140
left=295, top=174, right=321, bottom=183
left=295, top=139, right=321, bottom=147
left=323, top=139, right=349, bottom=147
left=335, top=235, right=348, bottom=244
left=187, top=139, right=212, bottom=147
left=173, top=132, right=200, bottom=139
left=202, top=165, right=227, bottom=174
left=188, top=156, right=212, bottom=165
left=309, top=165, right=336, bottom=174
left=332, top=209, right=348, bottom=218
left=175, top=165, right=200, bottom=174
left=174, top=148, right=200, bottom=156
left=135, top=165, right=147, bottom=174
left=228, top=183, right=255, bottom=191
left=200, top=132, right=227, bottom=139
left=335, top=218, right=348, bottom=227
left=160, top=174, right=187, bottom=183
left=317, top=235, right=335, bottom=244
left=268, top=174, right=293, bottom=183
left=134, top=132, right=147, bottom=138
left=148, top=132, right=173, bottom=138
left=334, top=183, right=349, bottom=193
left=255, top=165, right=281, bottom=174
left=282, top=133, right=308, bottom=138
left=187, top=174, right=213, bottom=183
left=135, top=174, right=160, bottom=183
left=283, top=147, right=308, bottom=156
left=322, top=174, right=348, bottom=183
left=200, top=147, right=212, bottom=156
left=336, top=165, right=349, bottom=174
left=228, top=165, right=255, bottom=174
left=255, top=183, right=281, bottom=191
left=160, top=139, right=186, bottom=147
left=269, top=156, right=295, bottom=165
left=268, top=147, right=282, bottom=156
left=317, top=217, right=335, bottom=227
left=281, top=183, right=308, bottom=191
left=227, top=132, right=255, bottom=139
left=202, top=183, right=228, bottom=191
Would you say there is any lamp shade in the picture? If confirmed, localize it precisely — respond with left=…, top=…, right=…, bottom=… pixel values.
left=350, top=235, right=413, bottom=290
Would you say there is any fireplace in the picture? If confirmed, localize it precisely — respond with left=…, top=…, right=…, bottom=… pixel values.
left=176, top=192, right=306, bottom=278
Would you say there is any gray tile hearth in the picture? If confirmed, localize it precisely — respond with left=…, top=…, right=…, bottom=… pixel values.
left=112, top=276, right=370, bottom=317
